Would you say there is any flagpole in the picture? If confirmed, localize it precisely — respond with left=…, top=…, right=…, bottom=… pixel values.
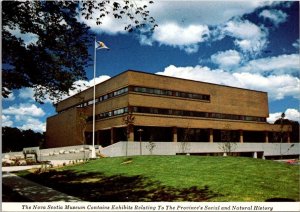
left=92, top=36, right=96, bottom=158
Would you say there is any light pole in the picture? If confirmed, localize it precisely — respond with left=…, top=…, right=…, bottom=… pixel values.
left=91, top=38, right=109, bottom=158
left=138, top=128, right=144, bottom=155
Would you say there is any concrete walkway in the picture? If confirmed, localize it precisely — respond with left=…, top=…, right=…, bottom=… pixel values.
left=2, top=173, right=83, bottom=202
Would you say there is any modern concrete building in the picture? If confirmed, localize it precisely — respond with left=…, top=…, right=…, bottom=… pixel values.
left=46, top=70, right=295, bottom=157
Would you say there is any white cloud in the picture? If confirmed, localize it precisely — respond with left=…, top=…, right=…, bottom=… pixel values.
left=259, top=9, right=288, bottom=26
left=157, top=64, right=300, bottom=101
left=149, top=22, right=209, bottom=54
left=237, top=54, right=300, bottom=76
left=148, top=1, right=269, bottom=26
left=3, top=104, right=45, bottom=117
left=153, top=23, right=209, bottom=46
left=220, top=19, right=269, bottom=56
left=61, top=75, right=111, bottom=100
left=224, top=19, right=263, bottom=40
left=5, top=26, right=39, bottom=46
left=18, top=117, right=46, bottom=132
left=2, top=104, right=47, bottom=132
left=18, top=87, right=55, bottom=104
left=77, top=1, right=144, bottom=35
left=16, top=75, right=111, bottom=103
left=2, top=115, right=13, bottom=127
left=78, top=1, right=267, bottom=34
left=268, top=108, right=300, bottom=123
left=78, top=12, right=127, bottom=35
left=293, top=39, right=300, bottom=50
left=238, top=54, right=300, bottom=76
left=3, top=92, right=15, bottom=101
left=157, top=65, right=242, bottom=88
left=232, top=72, right=300, bottom=100
left=211, top=50, right=242, bottom=70
left=19, top=87, right=35, bottom=100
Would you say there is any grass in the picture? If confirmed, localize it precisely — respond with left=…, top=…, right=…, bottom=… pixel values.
left=18, top=156, right=299, bottom=202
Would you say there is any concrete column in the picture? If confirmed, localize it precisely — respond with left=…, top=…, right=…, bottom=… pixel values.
left=96, top=131, right=100, bottom=145
left=209, top=129, right=213, bottom=143
left=173, top=127, right=178, bottom=142
left=110, top=128, right=115, bottom=145
left=253, top=152, right=257, bottom=159
left=239, top=130, right=244, bottom=143
left=265, top=132, right=269, bottom=143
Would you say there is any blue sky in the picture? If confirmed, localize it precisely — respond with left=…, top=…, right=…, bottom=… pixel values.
left=2, top=1, right=300, bottom=132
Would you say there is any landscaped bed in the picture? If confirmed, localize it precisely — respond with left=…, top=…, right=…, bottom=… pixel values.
left=17, top=156, right=299, bottom=202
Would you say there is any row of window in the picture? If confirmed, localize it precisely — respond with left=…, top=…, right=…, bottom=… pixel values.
left=131, top=86, right=210, bottom=101
left=77, top=87, right=128, bottom=108
left=87, top=107, right=128, bottom=121
left=87, top=106, right=266, bottom=123
left=132, top=106, right=266, bottom=122
left=76, top=86, right=210, bottom=110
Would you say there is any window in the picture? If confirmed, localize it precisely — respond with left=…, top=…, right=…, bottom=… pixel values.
left=130, top=106, right=266, bottom=123
left=132, top=86, right=210, bottom=101
left=113, top=108, right=128, bottom=116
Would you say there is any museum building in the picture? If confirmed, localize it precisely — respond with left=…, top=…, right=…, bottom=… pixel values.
left=45, top=70, right=291, bottom=148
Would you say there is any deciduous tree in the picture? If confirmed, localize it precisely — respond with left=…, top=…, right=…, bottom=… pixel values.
left=2, top=0, right=156, bottom=103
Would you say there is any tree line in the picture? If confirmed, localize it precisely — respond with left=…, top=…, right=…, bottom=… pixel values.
left=2, top=127, right=44, bottom=153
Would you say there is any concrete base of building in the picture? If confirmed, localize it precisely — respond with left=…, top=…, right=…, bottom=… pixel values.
left=101, top=142, right=300, bottom=159
left=3, top=143, right=299, bottom=161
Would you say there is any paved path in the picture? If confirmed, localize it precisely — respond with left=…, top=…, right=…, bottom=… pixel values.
left=2, top=173, right=83, bottom=202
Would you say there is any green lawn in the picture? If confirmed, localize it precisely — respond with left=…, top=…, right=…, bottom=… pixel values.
left=19, top=156, right=299, bottom=202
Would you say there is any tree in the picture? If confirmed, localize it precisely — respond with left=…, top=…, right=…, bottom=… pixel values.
left=146, top=136, right=156, bottom=155
left=179, top=127, right=191, bottom=154
left=2, top=0, right=157, bottom=103
left=2, top=127, right=44, bottom=152
left=122, top=113, right=135, bottom=156
left=218, top=124, right=237, bottom=156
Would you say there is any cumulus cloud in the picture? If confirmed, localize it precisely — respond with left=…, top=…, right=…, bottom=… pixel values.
left=211, top=50, right=242, bottom=70
left=157, top=64, right=300, bottom=101
left=145, top=22, right=209, bottom=54
left=259, top=9, right=288, bottom=26
left=2, top=115, right=13, bottom=127
left=3, top=104, right=45, bottom=117
left=2, top=104, right=47, bottom=132
left=220, top=19, right=269, bottom=56
left=153, top=23, right=209, bottom=46
left=232, top=72, right=299, bottom=100
left=19, top=87, right=35, bottom=100
left=268, top=108, right=300, bottom=123
left=237, top=54, right=300, bottom=76
left=18, top=117, right=46, bottom=132
left=148, top=1, right=269, bottom=26
left=78, top=1, right=269, bottom=35
left=78, top=11, right=127, bottom=35
left=62, top=75, right=111, bottom=100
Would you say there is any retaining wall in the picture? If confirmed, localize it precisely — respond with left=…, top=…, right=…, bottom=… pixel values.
left=101, top=142, right=300, bottom=158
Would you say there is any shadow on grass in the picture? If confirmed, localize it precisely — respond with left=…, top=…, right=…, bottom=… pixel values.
left=21, top=170, right=222, bottom=202
left=265, top=198, right=296, bottom=202
left=2, top=185, right=33, bottom=202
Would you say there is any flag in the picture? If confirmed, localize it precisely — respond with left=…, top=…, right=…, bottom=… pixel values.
left=96, top=41, right=109, bottom=50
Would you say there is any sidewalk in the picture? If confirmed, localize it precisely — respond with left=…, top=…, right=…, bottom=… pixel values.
left=2, top=173, right=83, bottom=202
